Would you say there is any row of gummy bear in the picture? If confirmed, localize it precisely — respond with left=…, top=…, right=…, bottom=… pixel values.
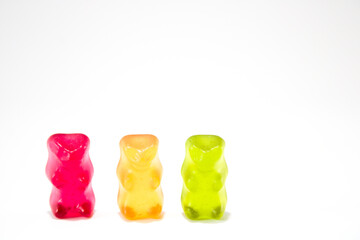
left=46, top=134, right=228, bottom=220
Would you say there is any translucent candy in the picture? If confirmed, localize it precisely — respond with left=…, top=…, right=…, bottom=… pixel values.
left=117, top=134, right=163, bottom=220
left=181, top=135, right=228, bottom=220
left=46, top=133, right=95, bottom=218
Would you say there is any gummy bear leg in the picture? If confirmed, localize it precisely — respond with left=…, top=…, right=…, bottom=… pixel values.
left=77, top=201, right=93, bottom=218
left=121, top=206, right=136, bottom=219
left=148, top=204, right=162, bottom=218
left=53, top=203, right=69, bottom=218
left=184, top=206, right=199, bottom=220
left=211, top=206, right=224, bottom=219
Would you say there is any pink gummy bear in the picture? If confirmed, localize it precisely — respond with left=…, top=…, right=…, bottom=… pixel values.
left=46, top=133, right=95, bottom=218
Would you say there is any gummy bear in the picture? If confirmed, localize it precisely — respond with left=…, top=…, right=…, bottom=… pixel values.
left=46, top=133, right=95, bottom=218
left=117, top=134, right=163, bottom=220
left=181, top=135, right=228, bottom=220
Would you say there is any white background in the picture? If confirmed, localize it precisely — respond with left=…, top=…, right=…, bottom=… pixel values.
left=0, top=0, right=359, bottom=239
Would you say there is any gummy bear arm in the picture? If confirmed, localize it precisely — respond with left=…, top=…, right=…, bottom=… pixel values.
left=45, top=161, right=54, bottom=181
left=185, top=176, right=198, bottom=192
left=182, top=168, right=198, bottom=192
left=76, top=159, right=93, bottom=187
left=223, top=160, right=228, bottom=177
left=78, top=168, right=92, bottom=187
left=180, top=162, right=189, bottom=180
left=116, top=160, right=122, bottom=179
left=49, top=168, right=66, bottom=189
left=212, top=172, right=226, bottom=192
left=150, top=166, right=162, bottom=189
left=46, top=153, right=61, bottom=182
left=116, top=159, right=127, bottom=180
left=119, top=169, right=133, bottom=191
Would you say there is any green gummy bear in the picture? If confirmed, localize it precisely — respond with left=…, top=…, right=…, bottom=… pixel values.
left=181, top=135, right=228, bottom=220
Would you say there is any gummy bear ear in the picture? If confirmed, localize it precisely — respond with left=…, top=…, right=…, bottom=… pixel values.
left=47, top=135, right=59, bottom=154
left=188, top=144, right=205, bottom=164
left=206, top=145, right=224, bottom=163
left=141, top=146, right=158, bottom=162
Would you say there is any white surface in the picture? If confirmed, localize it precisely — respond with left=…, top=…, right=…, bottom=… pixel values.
left=0, top=0, right=360, bottom=239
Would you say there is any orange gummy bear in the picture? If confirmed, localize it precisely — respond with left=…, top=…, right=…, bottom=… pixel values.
left=116, top=134, right=163, bottom=220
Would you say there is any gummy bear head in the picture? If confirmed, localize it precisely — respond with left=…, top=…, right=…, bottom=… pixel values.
left=187, top=135, right=225, bottom=171
left=120, top=134, right=159, bottom=168
left=47, top=133, right=90, bottom=163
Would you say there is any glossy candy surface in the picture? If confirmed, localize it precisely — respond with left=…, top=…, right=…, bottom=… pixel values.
left=181, top=135, right=228, bottom=220
left=46, top=133, right=95, bottom=218
left=117, top=134, right=163, bottom=220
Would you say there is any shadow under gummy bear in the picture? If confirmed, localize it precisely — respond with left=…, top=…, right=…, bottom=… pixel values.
left=181, top=212, right=231, bottom=223
left=47, top=210, right=95, bottom=221
left=117, top=212, right=164, bottom=223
